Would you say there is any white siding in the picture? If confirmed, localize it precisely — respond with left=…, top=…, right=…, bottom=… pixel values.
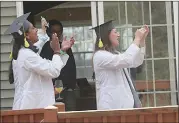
left=0, top=1, right=17, bottom=110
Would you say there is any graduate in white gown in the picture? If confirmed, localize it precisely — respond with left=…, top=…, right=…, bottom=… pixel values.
left=92, top=20, right=149, bottom=110
left=6, top=13, right=75, bottom=110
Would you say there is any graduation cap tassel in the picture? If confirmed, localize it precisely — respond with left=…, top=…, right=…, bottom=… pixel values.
left=23, top=29, right=29, bottom=48
left=24, top=38, right=30, bottom=48
left=9, top=52, right=13, bottom=60
left=98, top=38, right=103, bottom=48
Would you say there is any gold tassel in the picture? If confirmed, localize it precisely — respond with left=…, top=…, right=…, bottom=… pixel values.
left=98, top=38, right=103, bottom=48
left=23, top=32, right=30, bottom=48
left=24, top=38, right=30, bottom=48
left=9, top=52, right=13, bottom=59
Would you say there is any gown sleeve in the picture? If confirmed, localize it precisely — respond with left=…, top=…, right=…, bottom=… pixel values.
left=93, top=43, right=144, bottom=69
left=133, top=46, right=145, bottom=67
left=23, top=49, right=69, bottom=78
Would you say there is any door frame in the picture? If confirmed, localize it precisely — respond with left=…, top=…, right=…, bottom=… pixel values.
left=16, top=2, right=24, bottom=17
left=173, top=1, right=178, bottom=103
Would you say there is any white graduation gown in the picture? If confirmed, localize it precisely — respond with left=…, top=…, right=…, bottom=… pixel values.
left=12, top=47, right=69, bottom=110
left=93, top=43, right=145, bottom=110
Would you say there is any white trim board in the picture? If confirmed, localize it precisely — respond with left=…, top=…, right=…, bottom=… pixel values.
left=16, top=1, right=24, bottom=17
left=173, top=2, right=178, bottom=89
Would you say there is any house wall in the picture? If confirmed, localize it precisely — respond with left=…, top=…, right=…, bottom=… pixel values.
left=0, top=1, right=17, bottom=110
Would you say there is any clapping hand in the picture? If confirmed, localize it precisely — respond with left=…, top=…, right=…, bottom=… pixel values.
left=61, top=35, right=75, bottom=51
left=70, top=34, right=75, bottom=46
left=50, top=33, right=60, bottom=53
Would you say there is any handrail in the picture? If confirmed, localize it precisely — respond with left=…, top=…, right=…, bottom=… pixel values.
left=57, top=105, right=178, bottom=119
left=1, top=104, right=178, bottom=123
left=1, top=103, right=65, bottom=123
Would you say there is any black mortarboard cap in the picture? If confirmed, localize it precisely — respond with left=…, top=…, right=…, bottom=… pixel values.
left=91, top=20, right=114, bottom=38
left=4, top=12, right=31, bottom=35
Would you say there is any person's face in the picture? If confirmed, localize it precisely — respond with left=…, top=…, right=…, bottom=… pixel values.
left=51, top=24, right=63, bottom=40
left=109, top=28, right=120, bottom=47
left=25, top=23, right=38, bottom=44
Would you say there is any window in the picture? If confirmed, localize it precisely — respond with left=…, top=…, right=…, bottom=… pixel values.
left=63, top=26, right=94, bottom=79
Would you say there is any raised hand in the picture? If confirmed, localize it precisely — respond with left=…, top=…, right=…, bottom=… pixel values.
left=134, top=25, right=149, bottom=47
left=41, top=16, right=48, bottom=34
left=61, top=35, right=75, bottom=51
left=50, top=33, right=60, bottom=53
left=139, top=25, right=149, bottom=47
left=70, top=35, right=75, bottom=46
left=61, top=36, right=72, bottom=51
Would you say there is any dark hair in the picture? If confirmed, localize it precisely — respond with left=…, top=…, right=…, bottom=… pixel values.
left=8, top=32, right=25, bottom=84
left=47, top=19, right=63, bottom=40
left=8, top=21, right=38, bottom=84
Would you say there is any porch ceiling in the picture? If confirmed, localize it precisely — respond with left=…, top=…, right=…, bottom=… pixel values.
left=23, top=1, right=67, bottom=23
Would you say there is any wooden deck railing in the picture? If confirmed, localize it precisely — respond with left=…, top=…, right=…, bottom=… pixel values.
left=44, top=105, right=178, bottom=123
left=1, top=104, right=178, bottom=123
left=0, top=102, right=65, bottom=123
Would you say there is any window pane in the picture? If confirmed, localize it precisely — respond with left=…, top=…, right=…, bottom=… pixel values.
left=76, top=68, right=85, bottom=78
left=104, top=2, right=119, bottom=22
left=84, top=26, right=93, bottom=41
left=143, top=1, right=150, bottom=25
left=136, top=60, right=153, bottom=81
left=151, top=2, right=166, bottom=24
left=73, top=42, right=85, bottom=52
left=63, top=27, right=73, bottom=40
left=84, top=42, right=94, bottom=52
left=103, top=2, right=126, bottom=25
left=84, top=67, right=93, bottom=79
left=85, top=53, right=93, bottom=66
left=135, top=60, right=153, bottom=91
left=118, top=2, right=126, bottom=25
left=156, top=93, right=171, bottom=106
left=152, top=26, right=168, bottom=57
left=74, top=53, right=85, bottom=66
left=154, top=60, right=170, bottom=80
left=139, top=94, right=154, bottom=107
left=73, top=27, right=84, bottom=41
left=127, top=2, right=143, bottom=25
